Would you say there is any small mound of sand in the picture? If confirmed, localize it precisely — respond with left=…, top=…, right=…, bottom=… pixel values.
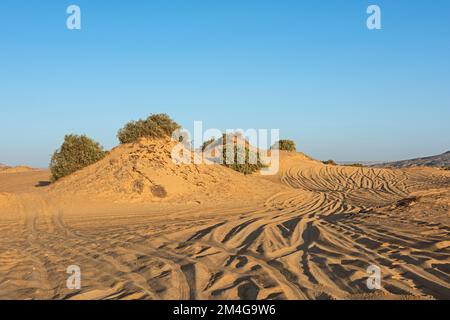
left=50, top=137, right=284, bottom=204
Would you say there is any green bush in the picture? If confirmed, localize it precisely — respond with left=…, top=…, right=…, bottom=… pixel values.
left=273, top=139, right=297, bottom=152
left=223, top=145, right=266, bottom=175
left=222, top=135, right=265, bottom=175
left=117, top=113, right=181, bottom=144
left=50, top=134, right=107, bottom=182
left=323, top=159, right=337, bottom=166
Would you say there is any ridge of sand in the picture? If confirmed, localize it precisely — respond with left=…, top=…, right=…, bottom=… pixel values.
left=373, top=150, right=450, bottom=168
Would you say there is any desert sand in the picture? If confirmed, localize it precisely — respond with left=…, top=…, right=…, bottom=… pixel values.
left=0, top=138, right=449, bottom=300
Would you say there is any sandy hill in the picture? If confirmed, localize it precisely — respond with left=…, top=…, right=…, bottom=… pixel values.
left=374, top=151, right=450, bottom=168
left=49, top=137, right=285, bottom=205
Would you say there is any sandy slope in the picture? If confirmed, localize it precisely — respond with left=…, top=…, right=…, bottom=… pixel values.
left=0, top=141, right=449, bottom=300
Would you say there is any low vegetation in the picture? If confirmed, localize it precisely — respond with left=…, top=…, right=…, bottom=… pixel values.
left=322, top=160, right=337, bottom=166
left=117, top=113, right=181, bottom=144
left=50, top=134, right=107, bottom=182
left=273, top=139, right=297, bottom=152
left=223, top=144, right=266, bottom=175
left=346, top=163, right=364, bottom=167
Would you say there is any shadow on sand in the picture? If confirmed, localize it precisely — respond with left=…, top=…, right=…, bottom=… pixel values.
left=35, top=181, right=51, bottom=187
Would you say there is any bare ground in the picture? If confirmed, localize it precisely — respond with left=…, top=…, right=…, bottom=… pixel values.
left=0, top=142, right=449, bottom=300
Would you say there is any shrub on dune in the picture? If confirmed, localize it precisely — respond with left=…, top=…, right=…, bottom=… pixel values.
left=221, top=134, right=266, bottom=175
left=323, top=160, right=337, bottom=166
left=202, top=134, right=265, bottom=175
left=50, top=134, right=107, bottom=182
left=272, top=139, right=297, bottom=152
left=117, top=113, right=181, bottom=144
left=346, top=163, right=364, bottom=167
left=201, top=138, right=216, bottom=152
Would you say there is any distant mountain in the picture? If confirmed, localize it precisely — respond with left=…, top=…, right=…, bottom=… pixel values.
left=373, top=151, right=450, bottom=168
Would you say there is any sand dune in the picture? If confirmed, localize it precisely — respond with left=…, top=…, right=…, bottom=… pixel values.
left=48, top=138, right=283, bottom=205
left=0, top=141, right=449, bottom=300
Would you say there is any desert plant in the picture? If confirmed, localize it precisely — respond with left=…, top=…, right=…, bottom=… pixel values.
left=323, top=160, right=337, bottom=166
left=346, top=163, right=364, bottom=167
left=151, top=185, right=167, bottom=198
left=117, top=113, right=181, bottom=144
left=273, top=139, right=297, bottom=152
left=50, top=134, right=107, bottom=182
left=221, top=135, right=266, bottom=175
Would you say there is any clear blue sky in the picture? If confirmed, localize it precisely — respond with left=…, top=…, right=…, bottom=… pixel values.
left=1, top=0, right=449, bottom=167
